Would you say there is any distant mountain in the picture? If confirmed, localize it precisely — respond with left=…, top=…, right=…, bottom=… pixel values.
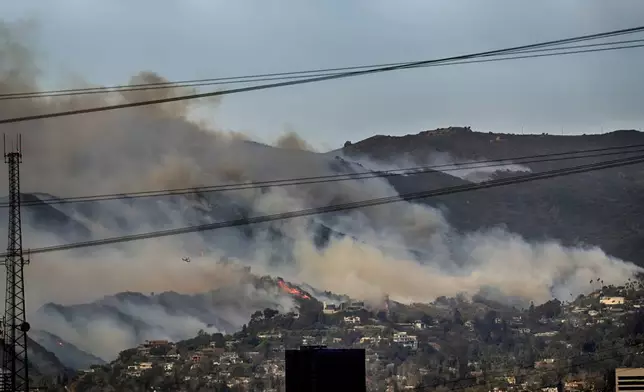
left=30, top=330, right=105, bottom=370
left=343, top=127, right=644, bottom=264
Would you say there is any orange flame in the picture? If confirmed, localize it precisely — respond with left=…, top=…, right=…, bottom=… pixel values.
left=277, top=280, right=311, bottom=300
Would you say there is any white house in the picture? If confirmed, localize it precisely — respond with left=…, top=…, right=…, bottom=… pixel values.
left=393, top=332, right=418, bottom=350
left=600, top=296, right=625, bottom=306
left=344, top=316, right=361, bottom=324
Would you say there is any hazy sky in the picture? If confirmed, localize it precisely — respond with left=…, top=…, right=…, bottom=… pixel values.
left=1, top=0, right=644, bottom=149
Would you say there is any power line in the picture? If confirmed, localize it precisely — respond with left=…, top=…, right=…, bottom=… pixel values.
left=7, top=154, right=644, bottom=258
left=8, top=143, right=644, bottom=209
left=1, top=25, right=643, bottom=124
left=0, top=44, right=642, bottom=106
left=2, top=38, right=643, bottom=101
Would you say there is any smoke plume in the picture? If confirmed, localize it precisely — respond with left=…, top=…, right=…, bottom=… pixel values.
left=0, top=19, right=641, bottom=361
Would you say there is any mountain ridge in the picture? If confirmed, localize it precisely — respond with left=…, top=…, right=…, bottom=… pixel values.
left=342, top=127, right=644, bottom=264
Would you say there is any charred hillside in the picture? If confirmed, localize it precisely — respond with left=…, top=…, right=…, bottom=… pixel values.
left=343, top=128, right=644, bottom=264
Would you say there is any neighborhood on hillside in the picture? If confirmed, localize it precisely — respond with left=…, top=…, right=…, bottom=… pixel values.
left=69, top=280, right=644, bottom=392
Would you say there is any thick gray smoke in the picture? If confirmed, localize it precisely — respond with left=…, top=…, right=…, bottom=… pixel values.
left=0, top=19, right=641, bottom=361
left=29, top=263, right=298, bottom=360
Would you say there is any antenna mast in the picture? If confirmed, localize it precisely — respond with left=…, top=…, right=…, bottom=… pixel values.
left=1, top=134, right=30, bottom=392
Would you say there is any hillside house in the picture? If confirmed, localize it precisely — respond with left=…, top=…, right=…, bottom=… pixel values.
left=534, top=358, right=556, bottom=369
left=344, top=316, right=361, bottom=324
left=343, top=301, right=366, bottom=311
left=220, top=352, right=241, bottom=364
left=393, top=332, right=418, bottom=350
left=535, top=331, right=558, bottom=338
left=257, top=332, right=283, bottom=339
left=413, top=321, right=427, bottom=330
left=600, top=296, right=625, bottom=306
left=360, top=336, right=382, bottom=345
left=144, top=339, right=170, bottom=347
left=323, top=302, right=340, bottom=314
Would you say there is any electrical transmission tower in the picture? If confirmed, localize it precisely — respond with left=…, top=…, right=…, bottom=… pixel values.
left=1, top=134, right=30, bottom=392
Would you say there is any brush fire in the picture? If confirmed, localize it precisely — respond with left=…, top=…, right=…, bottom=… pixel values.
left=277, top=279, right=311, bottom=300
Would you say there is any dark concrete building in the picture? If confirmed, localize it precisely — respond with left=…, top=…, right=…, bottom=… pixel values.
left=285, top=346, right=366, bottom=392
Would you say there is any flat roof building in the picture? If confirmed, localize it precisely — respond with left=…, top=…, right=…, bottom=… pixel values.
left=285, top=346, right=366, bottom=392
left=616, top=368, right=644, bottom=392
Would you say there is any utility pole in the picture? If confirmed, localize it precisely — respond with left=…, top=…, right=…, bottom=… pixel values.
left=1, top=134, right=30, bottom=392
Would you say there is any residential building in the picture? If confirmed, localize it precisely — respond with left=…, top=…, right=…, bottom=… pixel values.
left=323, top=302, right=340, bottom=314
left=344, top=316, right=361, bottom=324
left=616, top=368, right=644, bottom=392
left=392, top=332, right=418, bottom=350
left=601, top=296, right=626, bottom=306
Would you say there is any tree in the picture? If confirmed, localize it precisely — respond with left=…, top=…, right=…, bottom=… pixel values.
left=420, top=314, right=433, bottom=325
left=212, top=332, right=226, bottom=348
left=213, top=383, right=232, bottom=392
left=140, top=366, right=164, bottom=390
left=535, top=299, right=562, bottom=319
left=453, top=309, right=463, bottom=325
left=149, top=345, right=170, bottom=356
left=263, top=308, right=279, bottom=319
left=231, top=365, right=247, bottom=378
left=582, top=340, right=597, bottom=353
left=250, top=310, right=263, bottom=323
left=117, top=348, right=138, bottom=363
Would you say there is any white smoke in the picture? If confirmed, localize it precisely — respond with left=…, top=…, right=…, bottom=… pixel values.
left=336, top=148, right=531, bottom=183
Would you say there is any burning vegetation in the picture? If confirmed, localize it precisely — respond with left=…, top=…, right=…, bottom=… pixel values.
left=276, top=278, right=311, bottom=300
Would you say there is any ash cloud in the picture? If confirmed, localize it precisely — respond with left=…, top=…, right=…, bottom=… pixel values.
left=0, top=19, right=641, bottom=362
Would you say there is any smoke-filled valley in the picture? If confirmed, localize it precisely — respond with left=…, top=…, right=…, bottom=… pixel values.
left=0, top=20, right=644, bottom=371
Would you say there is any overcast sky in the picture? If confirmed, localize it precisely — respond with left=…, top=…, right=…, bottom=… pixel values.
left=1, top=0, right=644, bottom=150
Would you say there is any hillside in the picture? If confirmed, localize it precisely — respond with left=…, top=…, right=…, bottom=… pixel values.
left=343, top=127, right=644, bottom=264
left=0, top=335, right=73, bottom=381
left=30, top=330, right=105, bottom=370
left=69, top=281, right=644, bottom=391
left=32, top=269, right=308, bottom=368
left=3, top=127, right=643, bottom=371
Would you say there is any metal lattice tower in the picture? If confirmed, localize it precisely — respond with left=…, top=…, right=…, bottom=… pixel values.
left=1, top=134, right=30, bottom=392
